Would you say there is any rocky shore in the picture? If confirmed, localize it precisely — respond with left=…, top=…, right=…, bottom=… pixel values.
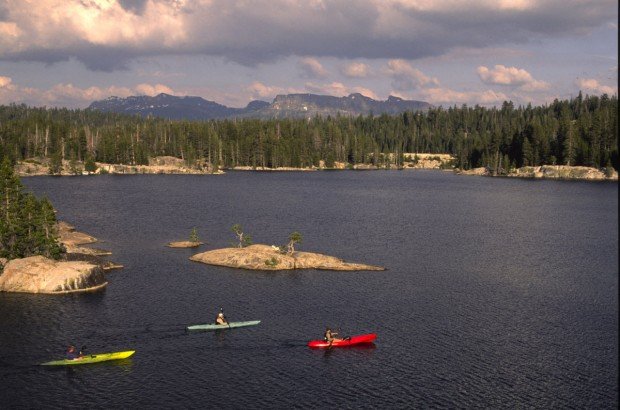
left=0, top=256, right=107, bottom=294
left=16, top=155, right=616, bottom=182
left=16, top=156, right=224, bottom=176
left=0, top=222, right=121, bottom=294
left=190, top=244, right=385, bottom=271
left=457, top=165, right=618, bottom=181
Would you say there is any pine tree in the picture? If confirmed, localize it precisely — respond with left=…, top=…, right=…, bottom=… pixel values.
left=84, top=155, right=98, bottom=174
left=0, top=158, right=64, bottom=260
left=189, top=227, right=199, bottom=243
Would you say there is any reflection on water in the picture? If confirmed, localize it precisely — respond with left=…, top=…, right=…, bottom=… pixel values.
left=318, top=343, right=377, bottom=359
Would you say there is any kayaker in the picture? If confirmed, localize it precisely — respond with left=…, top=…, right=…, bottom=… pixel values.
left=215, top=308, right=228, bottom=325
left=324, top=328, right=342, bottom=344
left=66, top=345, right=81, bottom=360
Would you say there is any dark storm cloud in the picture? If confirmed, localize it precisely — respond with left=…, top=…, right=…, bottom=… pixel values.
left=117, top=0, right=148, bottom=14
left=0, top=0, right=617, bottom=70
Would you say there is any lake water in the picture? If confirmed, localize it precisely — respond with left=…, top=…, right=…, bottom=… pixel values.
left=1, top=171, right=618, bottom=408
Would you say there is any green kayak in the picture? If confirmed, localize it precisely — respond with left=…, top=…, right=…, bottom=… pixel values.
left=187, top=320, right=261, bottom=331
left=41, top=350, right=135, bottom=366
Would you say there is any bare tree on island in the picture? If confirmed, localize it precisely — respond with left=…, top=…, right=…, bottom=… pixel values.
left=232, top=224, right=252, bottom=248
left=287, top=231, right=302, bottom=255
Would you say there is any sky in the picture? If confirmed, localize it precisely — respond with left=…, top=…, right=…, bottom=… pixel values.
left=0, top=0, right=617, bottom=109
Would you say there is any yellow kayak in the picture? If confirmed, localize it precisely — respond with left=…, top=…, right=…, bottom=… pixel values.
left=41, top=350, right=135, bottom=366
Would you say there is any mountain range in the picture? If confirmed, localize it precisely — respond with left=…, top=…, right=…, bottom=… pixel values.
left=88, top=93, right=431, bottom=120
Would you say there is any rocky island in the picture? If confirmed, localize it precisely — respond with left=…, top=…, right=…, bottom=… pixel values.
left=0, top=222, right=121, bottom=294
left=190, top=244, right=385, bottom=271
left=167, top=241, right=203, bottom=248
left=0, top=256, right=107, bottom=294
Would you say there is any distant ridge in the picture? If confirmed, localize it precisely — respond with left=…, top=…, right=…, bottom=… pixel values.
left=88, top=92, right=431, bottom=120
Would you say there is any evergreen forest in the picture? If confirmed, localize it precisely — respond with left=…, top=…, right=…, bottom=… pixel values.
left=0, top=92, right=617, bottom=172
left=0, top=159, right=64, bottom=261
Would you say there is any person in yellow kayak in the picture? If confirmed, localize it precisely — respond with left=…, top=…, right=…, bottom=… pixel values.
left=215, top=308, right=228, bottom=325
left=66, top=345, right=83, bottom=360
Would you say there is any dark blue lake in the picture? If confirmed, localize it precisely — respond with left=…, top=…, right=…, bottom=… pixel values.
left=1, top=171, right=618, bottom=408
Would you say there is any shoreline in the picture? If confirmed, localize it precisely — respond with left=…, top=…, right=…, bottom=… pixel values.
left=14, top=157, right=617, bottom=182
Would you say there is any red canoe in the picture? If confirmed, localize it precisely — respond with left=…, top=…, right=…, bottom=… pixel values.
left=307, top=333, right=376, bottom=348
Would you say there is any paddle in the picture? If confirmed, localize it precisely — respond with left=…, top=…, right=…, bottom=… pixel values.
left=329, top=328, right=350, bottom=346
left=337, top=327, right=351, bottom=341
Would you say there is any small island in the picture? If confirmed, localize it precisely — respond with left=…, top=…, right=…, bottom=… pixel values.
left=167, top=227, right=204, bottom=248
left=190, top=244, right=384, bottom=271
left=168, top=241, right=203, bottom=248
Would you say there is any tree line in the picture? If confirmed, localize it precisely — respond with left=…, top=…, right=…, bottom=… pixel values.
left=0, top=92, right=616, bottom=172
left=0, top=159, right=64, bottom=261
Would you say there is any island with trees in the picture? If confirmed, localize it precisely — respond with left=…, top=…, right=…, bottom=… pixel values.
left=167, top=227, right=204, bottom=248
left=190, top=226, right=384, bottom=271
left=0, top=159, right=119, bottom=293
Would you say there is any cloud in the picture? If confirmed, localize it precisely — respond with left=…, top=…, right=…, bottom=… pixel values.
left=0, top=76, right=13, bottom=88
left=477, top=65, right=550, bottom=91
left=0, top=0, right=616, bottom=70
left=134, top=83, right=174, bottom=96
left=246, top=81, right=302, bottom=100
left=297, top=57, right=328, bottom=78
left=384, top=60, right=439, bottom=90
left=341, top=62, right=371, bottom=78
left=304, top=81, right=379, bottom=99
left=575, top=78, right=616, bottom=95
left=0, top=76, right=177, bottom=108
left=404, top=87, right=510, bottom=106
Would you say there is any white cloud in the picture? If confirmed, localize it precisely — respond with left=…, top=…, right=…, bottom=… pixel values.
left=384, top=60, right=439, bottom=90
left=246, top=81, right=302, bottom=100
left=477, top=65, right=550, bottom=91
left=412, top=87, right=510, bottom=106
left=135, top=83, right=175, bottom=96
left=0, top=77, right=177, bottom=108
left=341, top=62, right=371, bottom=78
left=0, top=76, right=14, bottom=88
left=576, top=78, right=616, bottom=95
left=298, top=57, right=328, bottom=78
left=304, top=81, right=349, bottom=97
left=304, top=81, right=379, bottom=99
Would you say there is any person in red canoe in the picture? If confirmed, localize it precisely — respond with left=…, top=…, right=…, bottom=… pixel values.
left=215, top=308, right=228, bottom=325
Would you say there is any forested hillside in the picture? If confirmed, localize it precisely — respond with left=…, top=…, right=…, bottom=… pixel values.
left=0, top=92, right=616, bottom=172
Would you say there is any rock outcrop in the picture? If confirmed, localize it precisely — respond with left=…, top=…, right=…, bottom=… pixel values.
left=59, top=227, right=97, bottom=247
left=507, top=165, right=616, bottom=180
left=0, top=256, right=107, bottom=294
left=190, top=244, right=385, bottom=271
left=456, top=165, right=617, bottom=181
left=456, top=167, right=490, bottom=176
left=16, top=156, right=224, bottom=176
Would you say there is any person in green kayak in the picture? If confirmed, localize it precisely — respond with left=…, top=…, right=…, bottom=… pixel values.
left=215, top=308, right=228, bottom=325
